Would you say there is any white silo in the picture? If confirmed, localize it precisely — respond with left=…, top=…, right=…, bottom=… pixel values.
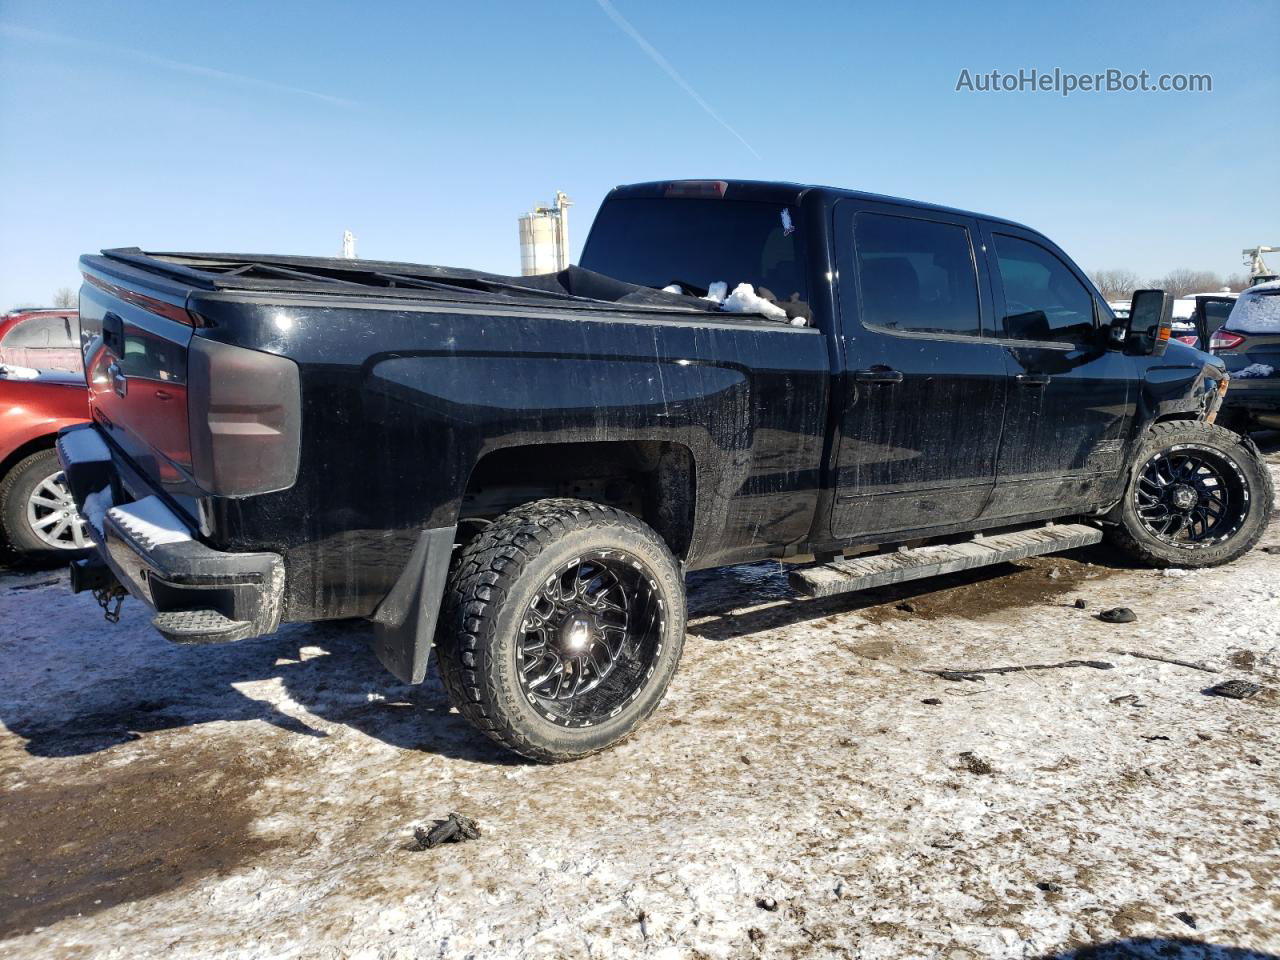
left=518, top=191, right=572, bottom=275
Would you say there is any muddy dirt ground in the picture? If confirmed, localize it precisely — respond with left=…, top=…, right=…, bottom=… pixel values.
left=1, top=438, right=1277, bottom=959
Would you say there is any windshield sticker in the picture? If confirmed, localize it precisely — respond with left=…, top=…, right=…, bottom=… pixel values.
left=780, top=208, right=795, bottom=236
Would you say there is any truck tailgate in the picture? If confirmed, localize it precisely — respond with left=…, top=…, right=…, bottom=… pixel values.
left=78, top=258, right=197, bottom=500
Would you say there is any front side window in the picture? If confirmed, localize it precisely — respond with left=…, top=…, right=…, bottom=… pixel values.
left=993, top=234, right=1095, bottom=343
left=853, top=213, right=982, bottom=337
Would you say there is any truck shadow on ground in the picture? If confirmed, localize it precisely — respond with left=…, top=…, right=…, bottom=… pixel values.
left=687, top=544, right=1126, bottom=643
left=0, top=592, right=521, bottom=764
left=1042, top=939, right=1278, bottom=959
left=3, top=537, right=1143, bottom=764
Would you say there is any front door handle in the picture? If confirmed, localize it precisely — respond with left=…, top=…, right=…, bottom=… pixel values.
left=1015, top=373, right=1052, bottom=387
left=852, top=367, right=904, bottom=384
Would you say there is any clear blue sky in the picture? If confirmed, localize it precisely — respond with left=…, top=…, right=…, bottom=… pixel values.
left=1, top=0, right=1276, bottom=308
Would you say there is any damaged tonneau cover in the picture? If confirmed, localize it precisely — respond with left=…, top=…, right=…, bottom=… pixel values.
left=89, top=248, right=791, bottom=321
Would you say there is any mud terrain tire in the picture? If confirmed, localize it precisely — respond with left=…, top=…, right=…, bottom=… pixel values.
left=437, top=498, right=686, bottom=762
left=1106, top=421, right=1273, bottom=568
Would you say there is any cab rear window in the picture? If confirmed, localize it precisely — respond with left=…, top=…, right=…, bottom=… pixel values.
left=581, top=198, right=807, bottom=306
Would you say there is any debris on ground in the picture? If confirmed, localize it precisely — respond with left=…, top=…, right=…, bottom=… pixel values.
left=958, top=751, right=994, bottom=775
left=413, top=813, right=481, bottom=850
left=927, top=659, right=1113, bottom=682
left=1073, top=598, right=1089, bottom=609
left=748, top=927, right=766, bottom=943
left=1113, top=650, right=1221, bottom=674
left=1174, top=911, right=1198, bottom=929
left=921, top=698, right=942, bottom=705
left=1036, top=881, right=1063, bottom=893
left=9, top=578, right=60, bottom=592
left=1110, top=694, right=1141, bottom=706
left=1204, top=679, right=1265, bottom=700
left=895, top=601, right=917, bottom=613
left=1228, top=650, right=1258, bottom=670
left=756, top=897, right=778, bottom=912
left=1261, top=545, right=1280, bottom=555
left=1098, top=607, right=1137, bottom=624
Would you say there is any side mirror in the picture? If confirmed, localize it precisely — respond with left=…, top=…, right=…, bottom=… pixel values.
left=1117, top=289, right=1173, bottom=356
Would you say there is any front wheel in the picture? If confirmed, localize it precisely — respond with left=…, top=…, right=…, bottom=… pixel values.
left=1106, top=420, right=1274, bottom=568
left=437, top=499, right=686, bottom=762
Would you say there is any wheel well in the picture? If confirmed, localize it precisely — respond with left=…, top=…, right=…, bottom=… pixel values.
left=0, top=434, right=56, bottom=482
left=461, top=440, right=697, bottom=559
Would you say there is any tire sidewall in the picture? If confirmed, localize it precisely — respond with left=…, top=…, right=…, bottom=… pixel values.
left=484, top=520, right=686, bottom=757
left=1, top=449, right=71, bottom=553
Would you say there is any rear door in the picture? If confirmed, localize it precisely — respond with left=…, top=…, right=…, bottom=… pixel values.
left=980, top=224, right=1135, bottom=519
left=829, top=199, right=1007, bottom=539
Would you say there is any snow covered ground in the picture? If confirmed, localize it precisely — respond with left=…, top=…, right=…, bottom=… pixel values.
left=1, top=441, right=1278, bottom=960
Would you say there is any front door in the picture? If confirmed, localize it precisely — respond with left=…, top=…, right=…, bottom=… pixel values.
left=830, top=200, right=1008, bottom=540
left=980, top=223, right=1135, bottom=520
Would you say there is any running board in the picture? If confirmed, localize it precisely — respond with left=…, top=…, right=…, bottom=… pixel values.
left=789, top=523, right=1103, bottom=599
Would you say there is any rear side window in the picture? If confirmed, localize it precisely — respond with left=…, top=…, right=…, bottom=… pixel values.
left=2, top=314, right=75, bottom=348
left=1225, top=287, right=1280, bottom=333
left=581, top=198, right=807, bottom=307
left=993, top=235, right=1095, bottom=343
left=853, top=212, right=981, bottom=337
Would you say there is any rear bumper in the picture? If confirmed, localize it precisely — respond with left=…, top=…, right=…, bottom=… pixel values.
left=56, top=424, right=285, bottom=643
left=1222, top=382, right=1280, bottom=413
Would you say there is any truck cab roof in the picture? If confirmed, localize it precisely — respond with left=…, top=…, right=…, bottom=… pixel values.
left=606, top=179, right=1039, bottom=234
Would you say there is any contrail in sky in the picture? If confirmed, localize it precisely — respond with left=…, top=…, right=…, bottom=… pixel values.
left=593, top=0, right=761, bottom=160
left=0, top=22, right=356, bottom=108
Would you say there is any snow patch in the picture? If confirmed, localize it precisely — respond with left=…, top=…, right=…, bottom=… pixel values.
left=660, top=284, right=685, bottom=295
left=82, top=485, right=115, bottom=533
left=1234, top=363, right=1275, bottom=379
left=720, top=282, right=788, bottom=320
left=701, top=281, right=728, bottom=304
left=1225, top=284, right=1280, bottom=334
left=106, top=496, right=192, bottom=547
left=59, top=426, right=111, bottom=464
left=0, top=363, right=40, bottom=380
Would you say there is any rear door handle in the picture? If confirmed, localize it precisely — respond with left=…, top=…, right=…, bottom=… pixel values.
left=852, top=367, right=904, bottom=384
left=154, top=389, right=174, bottom=401
left=107, top=360, right=128, bottom=397
left=1016, top=373, right=1052, bottom=387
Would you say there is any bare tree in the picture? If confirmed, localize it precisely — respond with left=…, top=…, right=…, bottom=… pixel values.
left=1153, top=269, right=1223, bottom=299
left=1223, top=272, right=1250, bottom=292
left=1089, top=268, right=1143, bottom=301
left=52, top=287, right=77, bottom=309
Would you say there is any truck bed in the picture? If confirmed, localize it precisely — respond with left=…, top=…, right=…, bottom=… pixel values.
left=89, top=248, right=779, bottom=321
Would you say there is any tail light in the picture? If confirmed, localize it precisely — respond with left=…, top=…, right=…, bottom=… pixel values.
left=1210, top=330, right=1246, bottom=351
left=1175, top=335, right=1198, bottom=345
left=187, top=337, right=301, bottom=497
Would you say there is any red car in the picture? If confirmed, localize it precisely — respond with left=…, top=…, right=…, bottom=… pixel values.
left=0, top=364, right=92, bottom=551
left=0, top=308, right=83, bottom=374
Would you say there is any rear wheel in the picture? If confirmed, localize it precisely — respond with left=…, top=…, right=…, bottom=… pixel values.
left=1106, top=421, right=1273, bottom=567
left=437, top=498, right=686, bottom=762
left=0, top=449, right=92, bottom=553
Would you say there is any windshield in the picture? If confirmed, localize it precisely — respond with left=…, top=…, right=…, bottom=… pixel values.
left=581, top=197, right=808, bottom=307
left=1225, top=287, right=1280, bottom=334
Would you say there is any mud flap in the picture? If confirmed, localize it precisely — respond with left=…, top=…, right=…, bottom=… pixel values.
left=370, top=526, right=456, bottom=684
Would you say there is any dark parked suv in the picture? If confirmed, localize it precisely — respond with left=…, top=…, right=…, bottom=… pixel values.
left=58, top=180, right=1273, bottom=761
left=1211, top=281, right=1280, bottom=431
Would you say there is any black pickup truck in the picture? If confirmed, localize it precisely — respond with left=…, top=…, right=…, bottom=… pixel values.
left=59, top=179, right=1273, bottom=762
